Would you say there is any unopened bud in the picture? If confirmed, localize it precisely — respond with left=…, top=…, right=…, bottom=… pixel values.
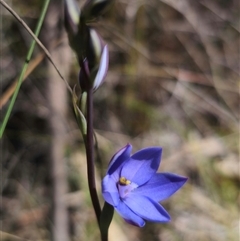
left=92, top=44, right=108, bottom=90
left=86, top=28, right=104, bottom=70
left=64, top=0, right=80, bottom=35
left=79, top=44, right=109, bottom=92
left=81, top=0, right=114, bottom=21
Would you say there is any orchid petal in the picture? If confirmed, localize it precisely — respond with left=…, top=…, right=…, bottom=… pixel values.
left=115, top=201, right=145, bottom=227
left=121, top=147, right=162, bottom=186
left=125, top=195, right=170, bottom=223
left=134, top=173, right=188, bottom=201
left=102, top=175, right=120, bottom=206
left=107, top=144, right=132, bottom=181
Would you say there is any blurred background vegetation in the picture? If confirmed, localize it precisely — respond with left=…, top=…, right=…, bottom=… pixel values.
left=1, top=0, right=239, bottom=240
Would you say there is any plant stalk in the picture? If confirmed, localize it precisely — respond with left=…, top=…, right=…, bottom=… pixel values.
left=84, top=88, right=101, bottom=226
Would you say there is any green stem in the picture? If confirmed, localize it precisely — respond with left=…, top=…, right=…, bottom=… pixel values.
left=0, top=0, right=50, bottom=138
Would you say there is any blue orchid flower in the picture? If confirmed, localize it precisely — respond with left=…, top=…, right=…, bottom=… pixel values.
left=102, top=144, right=187, bottom=227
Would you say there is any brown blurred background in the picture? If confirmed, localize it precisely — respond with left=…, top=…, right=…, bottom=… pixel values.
left=1, top=0, right=239, bottom=240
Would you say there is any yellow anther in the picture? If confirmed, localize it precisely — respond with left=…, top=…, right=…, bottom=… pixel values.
left=119, top=177, right=131, bottom=185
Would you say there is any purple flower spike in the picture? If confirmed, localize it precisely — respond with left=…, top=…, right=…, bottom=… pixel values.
left=102, top=144, right=187, bottom=227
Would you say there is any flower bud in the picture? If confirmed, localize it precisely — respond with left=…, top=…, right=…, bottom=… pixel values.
left=64, top=0, right=84, bottom=56
left=92, top=44, right=108, bottom=91
left=64, top=0, right=80, bottom=35
left=79, top=44, right=109, bottom=92
left=86, top=28, right=105, bottom=70
left=81, top=0, right=114, bottom=21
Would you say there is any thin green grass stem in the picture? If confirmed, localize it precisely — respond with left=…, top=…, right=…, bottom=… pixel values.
left=0, top=0, right=50, bottom=138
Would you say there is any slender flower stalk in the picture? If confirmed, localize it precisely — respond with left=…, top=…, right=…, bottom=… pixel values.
left=84, top=88, right=101, bottom=225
